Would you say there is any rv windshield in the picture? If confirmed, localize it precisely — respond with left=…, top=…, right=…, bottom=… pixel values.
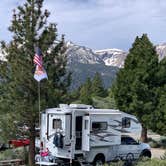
left=121, top=136, right=139, bottom=145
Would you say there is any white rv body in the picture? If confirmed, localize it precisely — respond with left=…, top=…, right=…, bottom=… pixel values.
left=37, top=104, right=150, bottom=164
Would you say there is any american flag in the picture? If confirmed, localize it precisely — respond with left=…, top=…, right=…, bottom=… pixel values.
left=33, top=47, right=43, bottom=68
left=33, top=47, right=48, bottom=82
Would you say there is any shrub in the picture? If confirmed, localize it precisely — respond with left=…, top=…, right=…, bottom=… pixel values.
left=159, top=138, right=166, bottom=149
left=149, top=140, right=160, bottom=148
left=136, top=158, right=166, bottom=166
left=148, top=136, right=166, bottom=149
left=105, top=160, right=125, bottom=166
left=0, top=147, right=28, bottom=161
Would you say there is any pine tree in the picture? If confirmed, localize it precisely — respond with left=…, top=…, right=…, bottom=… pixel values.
left=152, top=58, right=166, bottom=135
left=112, top=34, right=159, bottom=142
left=0, top=0, right=70, bottom=165
left=91, top=72, right=107, bottom=97
left=69, top=86, right=81, bottom=103
left=154, top=86, right=166, bottom=135
left=80, top=77, right=93, bottom=105
left=108, top=89, right=117, bottom=109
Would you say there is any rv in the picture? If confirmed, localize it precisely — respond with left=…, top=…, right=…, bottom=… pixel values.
left=36, top=104, right=151, bottom=165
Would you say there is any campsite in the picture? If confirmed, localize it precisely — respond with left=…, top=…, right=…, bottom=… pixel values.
left=0, top=0, right=166, bottom=165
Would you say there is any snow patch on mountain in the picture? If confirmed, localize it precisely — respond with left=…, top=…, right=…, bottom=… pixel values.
left=95, top=48, right=127, bottom=68
left=156, top=43, right=166, bottom=61
left=65, top=41, right=104, bottom=65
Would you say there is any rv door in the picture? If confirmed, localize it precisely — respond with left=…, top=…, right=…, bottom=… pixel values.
left=82, top=116, right=90, bottom=151
left=48, top=114, right=63, bottom=140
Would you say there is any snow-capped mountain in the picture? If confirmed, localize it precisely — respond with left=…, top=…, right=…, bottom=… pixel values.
left=66, top=41, right=104, bottom=65
left=95, top=48, right=127, bottom=68
left=66, top=42, right=127, bottom=68
left=156, top=43, right=166, bottom=61
left=65, top=42, right=166, bottom=89
left=65, top=42, right=118, bottom=89
left=0, top=41, right=166, bottom=89
left=65, top=42, right=166, bottom=69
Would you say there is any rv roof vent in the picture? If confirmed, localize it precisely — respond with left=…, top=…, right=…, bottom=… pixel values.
left=69, top=104, right=93, bottom=109
left=59, top=104, right=69, bottom=109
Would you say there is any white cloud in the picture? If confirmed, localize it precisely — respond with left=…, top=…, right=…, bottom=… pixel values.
left=0, top=0, right=24, bottom=41
left=1, top=0, right=166, bottom=50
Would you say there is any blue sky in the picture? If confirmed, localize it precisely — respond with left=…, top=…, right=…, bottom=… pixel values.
left=0, top=0, right=166, bottom=51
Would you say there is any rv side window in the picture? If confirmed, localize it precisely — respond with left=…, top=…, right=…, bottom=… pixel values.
left=92, top=122, right=107, bottom=131
left=122, top=117, right=130, bottom=128
left=85, top=120, right=88, bottom=130
left=53, top=119, right=62, bottom=129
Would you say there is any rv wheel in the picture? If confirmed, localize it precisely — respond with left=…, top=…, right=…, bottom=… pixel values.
left=72, top=161, right=81, bottom=166
left=93, top=154, right=105, bottom=166
left=114, top=156, right=121, bottom=161
left=140, top=150, right=151, bottom=158
left=0, top=143, right=4, bottom=150
left=126, top=153, right=134, bottom=162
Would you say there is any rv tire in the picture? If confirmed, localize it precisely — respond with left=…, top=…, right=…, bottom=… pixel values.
left=93, top=154, right=105, bottom=166
left=126, top=153, right=134, bottom=161
left=140, top=149, right=151, bottom=158
left=114, top=156, right=121, bottom=161
left=72, top=161, right=81, bottom=166
left=0, top=143, right=4, bottom=150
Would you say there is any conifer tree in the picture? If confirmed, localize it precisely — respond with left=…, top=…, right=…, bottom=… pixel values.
left=91, top=72, right=107, bottom=97
left=80, top=77, right=93, bottom=105
left=112, top=34, right=159, bottom=142
left=108, top=89, right=117, bottom=109
left=0, top=0, right=70, bottom=165
left=69, top=86, right=81, bottom=103
left=152, top=58, right=166, bottom=135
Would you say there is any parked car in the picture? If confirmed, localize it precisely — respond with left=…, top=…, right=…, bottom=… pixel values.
left=0, top=143, right=8, bottom=151
left=0, top=142, right=3, bottom=149
left=9, top=138, right=30, bottom=148
left=8, top=127, right=40, bottom=148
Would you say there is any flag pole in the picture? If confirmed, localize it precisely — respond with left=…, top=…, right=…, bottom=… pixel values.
left=38, top=81, right=41, bottom=129
left=33, top=46, right=48, bottom=165
left=38, top=81, right=42, bottom=166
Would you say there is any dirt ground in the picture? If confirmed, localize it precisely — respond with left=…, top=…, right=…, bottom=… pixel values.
left=148, top=132, right=166, bottom=159
left=151, top=148, right=165, bottom=159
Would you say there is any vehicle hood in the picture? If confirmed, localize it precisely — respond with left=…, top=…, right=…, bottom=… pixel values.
left=140, top=143, right=151, bottom=150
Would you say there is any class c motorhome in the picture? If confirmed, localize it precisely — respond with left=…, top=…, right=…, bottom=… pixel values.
left=36, top=104, right=151, bottom=165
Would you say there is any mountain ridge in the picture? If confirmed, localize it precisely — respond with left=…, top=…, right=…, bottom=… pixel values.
left=0, top=42, right=166, bottom=89
left=66, top=42, right=166, bottom=89
left=66, top=42, right=166, bottom=68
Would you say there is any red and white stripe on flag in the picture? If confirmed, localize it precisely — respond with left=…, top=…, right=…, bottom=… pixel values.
left=33, top=54, right=43, bottom=68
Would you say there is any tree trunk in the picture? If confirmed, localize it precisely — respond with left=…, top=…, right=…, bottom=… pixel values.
left=28, top=124, right=36, bottom=166
left=141, top=126, right=148, bottom=143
